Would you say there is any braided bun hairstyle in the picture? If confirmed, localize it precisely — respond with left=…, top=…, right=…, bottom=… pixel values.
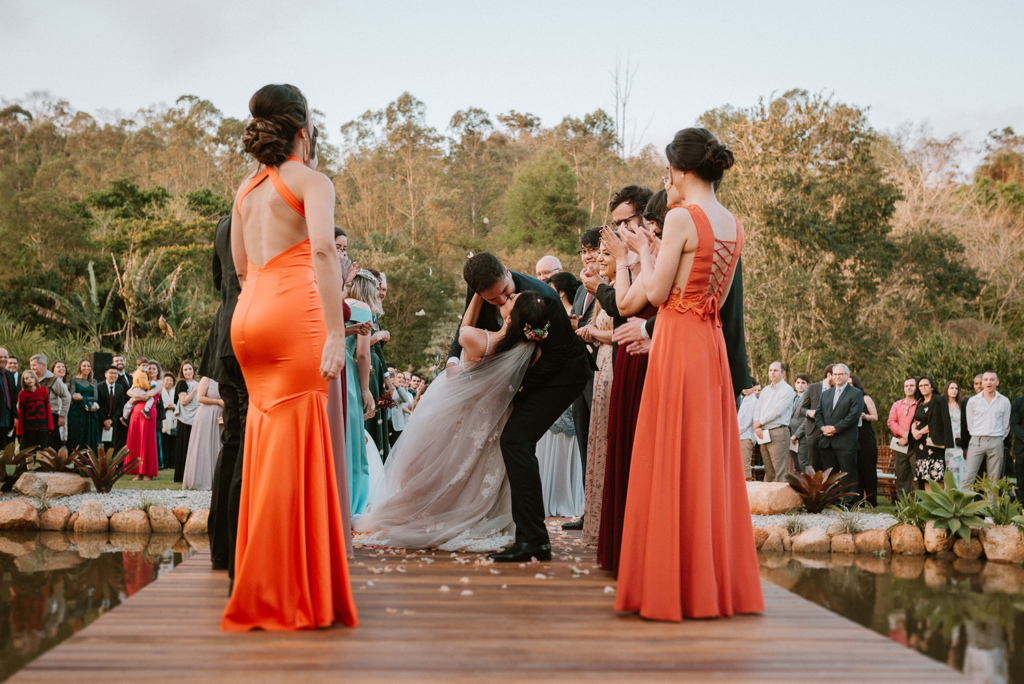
left=242, top=84, right=309, bottom=167
left=665, top=127, right=735, bottom=184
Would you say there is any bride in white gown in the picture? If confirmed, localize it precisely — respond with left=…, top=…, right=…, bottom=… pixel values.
left=353, top=292, right=551, bottom=552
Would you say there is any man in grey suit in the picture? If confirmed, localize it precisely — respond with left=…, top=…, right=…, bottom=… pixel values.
left=799, top=364, right=834, bottom=472
left=815, top=363, right=863, bottom=504
left=789, top=373, right=810, bottom=473
left=563, top=227, right=601, bottom=530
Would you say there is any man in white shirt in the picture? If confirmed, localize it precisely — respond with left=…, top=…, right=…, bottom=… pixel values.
left=737, top=382, right=761, bottom=480
left=754, top=362, right=797, bottom=482
left=964, top=371, right=1011, bottom=484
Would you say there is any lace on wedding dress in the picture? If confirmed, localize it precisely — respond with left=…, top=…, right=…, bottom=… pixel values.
left=353, top=343, right=535, bottom=552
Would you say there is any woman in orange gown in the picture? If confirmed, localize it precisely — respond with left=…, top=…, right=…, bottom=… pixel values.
left=221, top=84, right=357, bottom=631
left=615, top=128, right=763, bottom=622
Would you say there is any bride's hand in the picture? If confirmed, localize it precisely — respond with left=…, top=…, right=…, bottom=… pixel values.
left=320, top=335, right=346, bottom=380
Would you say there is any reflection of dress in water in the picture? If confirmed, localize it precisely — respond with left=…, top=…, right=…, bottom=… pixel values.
left=536, top=407, right=583, bottom=517
left=354, top=343, right=535, bottom=551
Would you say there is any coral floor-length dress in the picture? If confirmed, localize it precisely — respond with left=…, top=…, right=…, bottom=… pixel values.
left=222, top=158, right=358, bottom=631
left=615, top=204, right=764, bottom=622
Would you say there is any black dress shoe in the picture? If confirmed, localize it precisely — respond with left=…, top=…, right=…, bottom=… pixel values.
left=561, top=516, right=584, bottom=531
left=488, top=542, right=552, bottom=563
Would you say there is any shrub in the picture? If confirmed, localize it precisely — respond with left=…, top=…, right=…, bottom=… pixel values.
left=0, top=443, right=35, bottom=492
left=916, top=470, right=990, bottom=542
left=72, top=445, right=139, bottom=494
left=879, top=491, right=929, bottom=529
left=785, top=469, right=856, bottom=513
left=32, top=446, right=79, bottom=474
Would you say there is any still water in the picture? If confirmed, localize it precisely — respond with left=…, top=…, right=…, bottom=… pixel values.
left=0, top=531, right=201, bottom=682
left=760, top=551, right=1024, bottom=683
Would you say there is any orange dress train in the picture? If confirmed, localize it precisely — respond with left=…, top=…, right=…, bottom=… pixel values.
left=614, top=204, right=764, bottom=622
left=221, top=159, right=358, bottom=631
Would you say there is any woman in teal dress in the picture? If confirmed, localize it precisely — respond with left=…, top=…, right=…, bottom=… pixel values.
left=345, top=270, right=378, bottom=516
left=66, top=359, right=101, bottom=453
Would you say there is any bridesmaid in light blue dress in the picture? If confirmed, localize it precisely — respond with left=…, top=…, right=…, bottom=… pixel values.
left=345, top=299, right=373, bottom=516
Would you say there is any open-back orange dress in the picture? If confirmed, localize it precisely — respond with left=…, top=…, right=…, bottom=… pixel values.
left=221, top=158, right=358, bottom=631
left=614, top=204, right=764, bottom=622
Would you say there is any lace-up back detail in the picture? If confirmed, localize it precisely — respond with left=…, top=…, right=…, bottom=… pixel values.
left=663, top=204, right=743, bottom=323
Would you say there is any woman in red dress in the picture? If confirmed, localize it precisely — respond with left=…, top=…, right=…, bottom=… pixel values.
left=125, top=370, right=159, bottom=480
left=615, top=128, right=763, bottom=621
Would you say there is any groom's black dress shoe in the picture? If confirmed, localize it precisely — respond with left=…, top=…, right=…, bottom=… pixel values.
left=488, top=542, right=552, bottom=563
left=561, top=516, right=584, bottom=531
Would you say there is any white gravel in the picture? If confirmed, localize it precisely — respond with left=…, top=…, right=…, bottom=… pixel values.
left=0, top=489, right=211, bottom=516
left=752, top=510, right=896, bottom=532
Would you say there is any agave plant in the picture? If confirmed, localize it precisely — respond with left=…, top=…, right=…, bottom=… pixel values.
left=32, top=446, right=80, bottom=474
left=878, top=491, right=929, bottom=529
left=974, top=476, right=1024, bottom=528
left=0, top=443, right=37, bottom=492
left=71, top=445, right=139, bottom=494
left=916, top=470, right=990, bottom=542
left=784, top=468, right=856, bottom=513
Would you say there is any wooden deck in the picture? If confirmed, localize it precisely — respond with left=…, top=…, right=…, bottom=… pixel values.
left=11, top=522, right=967, bottom=683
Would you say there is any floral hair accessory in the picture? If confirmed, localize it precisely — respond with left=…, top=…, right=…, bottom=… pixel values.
left=524, top=324, right=549, bottom=342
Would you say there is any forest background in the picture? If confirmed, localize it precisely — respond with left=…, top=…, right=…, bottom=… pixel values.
left=1, top=87, right=1023, bottom=423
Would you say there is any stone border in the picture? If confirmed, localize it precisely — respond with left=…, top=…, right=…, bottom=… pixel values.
left=754, top=520, right=1024, bottom=563
left=0, top=498, right=209, bottom=536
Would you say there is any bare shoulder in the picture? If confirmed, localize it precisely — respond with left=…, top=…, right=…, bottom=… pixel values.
left=663, top=206, right=698, bottom=239
left=234, top=166, right=260, bottom=201
left=348, top=299, right=371, bottom=312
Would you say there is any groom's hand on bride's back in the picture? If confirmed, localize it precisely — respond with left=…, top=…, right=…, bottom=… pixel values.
left=445, top=361, right=463, bottom=379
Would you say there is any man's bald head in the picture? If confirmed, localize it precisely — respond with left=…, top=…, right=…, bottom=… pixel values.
left=535, top=255, right=563, bottom=282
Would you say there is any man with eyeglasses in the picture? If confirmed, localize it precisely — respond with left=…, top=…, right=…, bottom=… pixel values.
left=535, top=255, right=563, bottom=282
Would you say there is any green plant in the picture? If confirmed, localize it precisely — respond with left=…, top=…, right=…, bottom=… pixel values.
left=0, top=443, right=36, bottom=492
left=33, top=493, right=52, bottom=512
left=32, top=446, right=80, bottom=474
left=138, top=493, right=156, bottom=515
left=973, top=476, right=1024, bottom=528
left=785, top=469, right=856, bottom=513
left=916, top=470, right=990, bottom=542
left=71, top=445, right=139, bottom=494
left=785, top=513, right=807, bottom=536
left=878, top=491, right=928, bottom=529
left=834, top=508, right=865, bottom=536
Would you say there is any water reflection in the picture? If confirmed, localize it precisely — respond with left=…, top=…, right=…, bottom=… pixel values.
left=760, top=551, right=1024, bottom=683
left=0, top=531, right=205, bottom=682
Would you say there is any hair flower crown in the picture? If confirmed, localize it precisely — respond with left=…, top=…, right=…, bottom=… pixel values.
left=524, top=324, right=549, bottom=342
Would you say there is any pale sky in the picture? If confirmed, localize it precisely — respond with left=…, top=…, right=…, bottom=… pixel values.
left=3, top=0, right=1023, bottom=167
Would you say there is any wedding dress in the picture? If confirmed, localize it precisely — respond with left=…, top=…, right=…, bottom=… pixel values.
left=353, top=342, right=534, bottom=552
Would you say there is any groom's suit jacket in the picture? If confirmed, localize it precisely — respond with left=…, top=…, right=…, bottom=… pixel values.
left=448, top=271, right=590, bottom=391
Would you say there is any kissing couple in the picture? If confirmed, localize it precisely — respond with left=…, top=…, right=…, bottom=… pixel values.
left=354, top=252, right=589, bottom=561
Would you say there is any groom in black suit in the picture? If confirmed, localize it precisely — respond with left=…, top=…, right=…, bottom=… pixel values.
left=447, top=253, right=589, bottom=561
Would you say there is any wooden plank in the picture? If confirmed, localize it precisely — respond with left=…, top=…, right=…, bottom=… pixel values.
left=10, top=523, right=968, bottom=683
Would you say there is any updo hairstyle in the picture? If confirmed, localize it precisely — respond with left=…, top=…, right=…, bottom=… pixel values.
left=665, top=127, right=735, bottom=184
left=243, top=84, right=309, bottom=167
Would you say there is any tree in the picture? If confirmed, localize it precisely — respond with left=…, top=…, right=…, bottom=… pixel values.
left=502, top=152, right=588, bottom=255
left=32, top=261, right=119, bottom=348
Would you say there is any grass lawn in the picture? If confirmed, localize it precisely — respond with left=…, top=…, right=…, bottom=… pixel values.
left=112, top=468, right=180, bottom=491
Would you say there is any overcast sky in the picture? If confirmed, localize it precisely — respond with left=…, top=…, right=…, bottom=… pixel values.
left=3, top=0, right=1023, bottom=167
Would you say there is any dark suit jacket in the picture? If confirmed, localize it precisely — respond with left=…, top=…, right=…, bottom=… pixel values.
left=800, top=381, right=826, bottom=439
left=200, top=216, right=243, bottom=386
left=790, top=391, right=807, bottom=439
left=572, top=282, right=598, bottom=371
left=815, top=384, right=864, bottom=451
left=116, top=372, right=131, bottom=393
left=97, top=382, right=126, bottom=435
left=448, top=271, right=589, bottom=391
left=1008, top=396, right=1024, bottom=457
left=0, top=369, right=15, bottom=427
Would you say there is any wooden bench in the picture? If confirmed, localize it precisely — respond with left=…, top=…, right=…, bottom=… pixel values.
left=876, top=444, right=897, bottom=500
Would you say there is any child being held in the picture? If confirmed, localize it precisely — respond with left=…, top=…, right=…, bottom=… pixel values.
left=123, top=369, right=157, bottom=420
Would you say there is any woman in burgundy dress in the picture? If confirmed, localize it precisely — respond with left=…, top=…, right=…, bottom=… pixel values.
left=595, top=208, right=662, bottom=576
